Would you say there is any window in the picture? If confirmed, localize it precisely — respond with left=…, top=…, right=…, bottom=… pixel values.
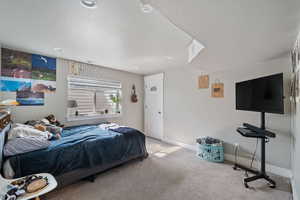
left=67, top=76, right=122, bottom=119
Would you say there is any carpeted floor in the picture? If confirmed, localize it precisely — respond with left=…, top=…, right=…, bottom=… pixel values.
left=45, top=138, right=292, bottom=200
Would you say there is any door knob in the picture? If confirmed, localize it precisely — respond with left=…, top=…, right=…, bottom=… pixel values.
left=158, top=112, right=161, bottom=114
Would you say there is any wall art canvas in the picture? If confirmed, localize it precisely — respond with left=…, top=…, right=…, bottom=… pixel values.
left=0, top=77, right=31, bottom=92
left=1, top=48, right=32, bottom=79
left=31, top=80, right=56, bottom=93
left=16, top=91, right=44, bottom=106
left=31, top=54, right=56, bottom=81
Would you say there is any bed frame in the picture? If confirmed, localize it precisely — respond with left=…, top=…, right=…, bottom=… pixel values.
left=0, top=114, right=147, bottom=188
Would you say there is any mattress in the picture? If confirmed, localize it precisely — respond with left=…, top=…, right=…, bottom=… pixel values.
left=3, top=124, right=147, bottom=178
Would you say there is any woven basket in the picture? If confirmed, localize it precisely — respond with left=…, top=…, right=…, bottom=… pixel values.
left=197, top=143, right=224, bottom=163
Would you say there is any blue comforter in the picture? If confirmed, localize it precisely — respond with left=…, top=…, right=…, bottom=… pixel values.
left=8, top=125, right=147, bottom=178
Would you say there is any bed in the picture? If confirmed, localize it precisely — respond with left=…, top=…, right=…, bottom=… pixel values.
left=0, top=115, right=148, bottom=187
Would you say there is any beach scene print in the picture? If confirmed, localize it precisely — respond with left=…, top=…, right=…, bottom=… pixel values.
left=0, top=77, right=31, bottom=92
left=16, top=91, right=44, bottom=106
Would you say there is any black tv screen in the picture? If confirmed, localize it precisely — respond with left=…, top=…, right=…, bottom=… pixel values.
left=236, top=73, right=284, bottom=114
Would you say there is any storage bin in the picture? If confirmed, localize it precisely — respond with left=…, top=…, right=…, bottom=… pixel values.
left=196, top=138, right=224, bottom=163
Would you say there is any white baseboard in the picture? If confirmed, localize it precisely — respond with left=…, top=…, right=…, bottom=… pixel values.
left=162, top=138, right=291, bottom=178
left=292, top=177, right=299, bottom=200
left=163, top=138, right=197, bottom=151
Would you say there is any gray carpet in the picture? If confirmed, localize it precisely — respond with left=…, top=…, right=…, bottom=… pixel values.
left=45, top=138, right=292, bottom=200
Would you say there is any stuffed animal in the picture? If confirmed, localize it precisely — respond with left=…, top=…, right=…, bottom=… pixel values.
left=45, top=114, right=64, bottom=127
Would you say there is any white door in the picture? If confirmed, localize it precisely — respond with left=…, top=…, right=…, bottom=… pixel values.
left=144, top=73, right=164, bottom=140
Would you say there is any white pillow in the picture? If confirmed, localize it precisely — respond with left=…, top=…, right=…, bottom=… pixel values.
left=8, top=126, right=51, bottom=140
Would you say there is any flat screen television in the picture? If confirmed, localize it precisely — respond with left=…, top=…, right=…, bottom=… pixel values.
left=236, top=73, right=284, bottom=114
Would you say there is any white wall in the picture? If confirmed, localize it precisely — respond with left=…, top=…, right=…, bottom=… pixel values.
left=163, top=57, right=291, bottom=169
left=1, top=56, right=144, bottom=131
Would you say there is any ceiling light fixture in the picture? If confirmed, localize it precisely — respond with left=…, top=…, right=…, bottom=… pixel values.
left=80, top=0, right=97, bottom=9
left=166, top=56, right=173, bottom=60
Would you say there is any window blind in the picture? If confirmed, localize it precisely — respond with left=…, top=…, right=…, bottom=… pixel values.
left=68, top=76, right=122, bottom=117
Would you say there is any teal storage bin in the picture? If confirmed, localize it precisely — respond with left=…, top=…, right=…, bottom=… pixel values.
left=197, top=142, right=224, bottom=163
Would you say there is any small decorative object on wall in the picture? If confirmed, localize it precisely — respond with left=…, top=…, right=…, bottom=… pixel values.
left=131, top=84, right=138, bottom=103
left=16, top=91, right=44, bottom=106
left=211, top=80, right=224, bottom=98
left=198, top=75, right=209, bottom=89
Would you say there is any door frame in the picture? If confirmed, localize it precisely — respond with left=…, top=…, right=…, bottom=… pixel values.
left=144, top=73, right=164, bottom=140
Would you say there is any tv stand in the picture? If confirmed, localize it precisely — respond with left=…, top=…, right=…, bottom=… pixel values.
left=233, top=112, right=276, bottom=188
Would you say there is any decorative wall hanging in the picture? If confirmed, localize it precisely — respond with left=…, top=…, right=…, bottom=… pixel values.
left=1, top=47, right=57, bottom=106
left=131, top=84, right=138, bottom=103
left=198, top=75, right=209, bottom=89
left=211, top=80, right=224, bottom=98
